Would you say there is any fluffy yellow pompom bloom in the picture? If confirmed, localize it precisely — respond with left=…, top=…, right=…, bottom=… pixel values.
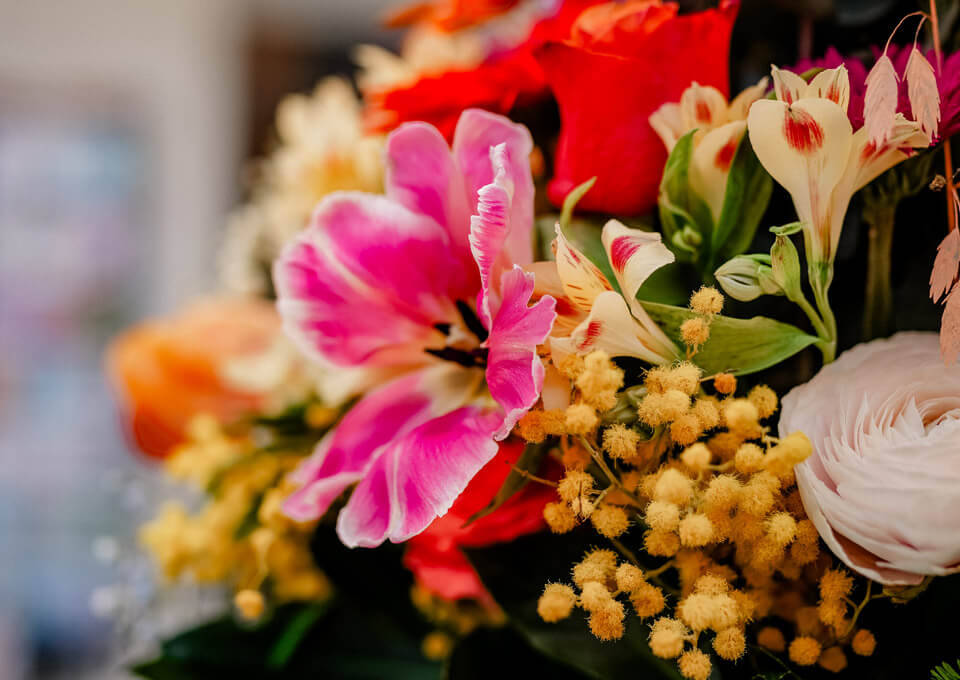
left=589, top=601, right=625, bottom=641
left=680, top=443, right=712, bottom=471
left=731, top=513, right=765, bottom=544
left=583, top=549, right=618, bottom=577
left=817, top=598, right=848, bottom=628
left=566, top=403, right=599, bottom=434
left=580, top=581, right=614, bottom=612
left=615, top=563, right=646, bottom=593
left=538, top=583, right=576, bottom=622
left=649, top=617, right=687, bottom=658
left=645, top=529, right=681, bottom=557
left=602, top=424, right=640, bottom=459
left=738, top=480, right=775, bottom=517
left=713, top=627, right=746, bottom=660
left=678, top=649, right=712, bottom=680
left=765, top=512, right=797, bottom=546
left=707, top=431, right=742, bottom=459
left=680, top=318, right=711, bottom=348
left=644, top=365, right=671, bottom=393
left=713, top=372, right=737, bottom=394
left=819, top=569, right=854, bottom=600
left=630, top=582, right=666, bottom=618
left=757, top=626, right=786, bottom=652
left=818, top=645, right=847, bottom=673
left=679, top=514, right=715, bottom=547
left=690, top=286, right=724, bottom=316
left=556, top=354, right=585, bottom=380
left=421, top=631, right=454, bottom=660
left=851, top=629, right=876, bottom=656
left=592, top=505, right=630, bottom=538
left=558, top=471, right=595, bottom=503
left=577, top=351, right=624, bottom=410
left=671, top=414, right=703, bottom=446
left=734, top=443, right=764, bottom=474
left=653, top=469, right=694, bottom=506
left=516, top=410, right=547, bottom=443
left=747, top=385, right=778, bottom=419
left=572, top=560, right=607, bottom=588
left=692, top=397, right=721, bottom=430
left=794, top=606, right=821, bottom=636
left=794, top=519, right=819, bottom=545
left=703, top=475, right=741, bottom=512
left=561, top=443, right=592, bottom=471
left=730, top=589, right=757, bottom=623
left=723, top=399, right=761, bottom=438
left=789, top=636, right=822, bottom=666
left=669, top=362, right=703, bottom=394
left=638, top=390, right=691, bottom=426
left=678, top=593, right=714, bottom=631
left=542, top=409, right=567, bottom=436
left=543, top=502, right=578, bottom=534
left=645, top=500, right=681, bottom=532
left=234, top=589, right=265, bottom=620
left=693, top=574, right=729, bottom=596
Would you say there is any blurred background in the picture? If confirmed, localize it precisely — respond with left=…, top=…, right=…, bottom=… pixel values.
left=0, top=0, right=950, bottom=678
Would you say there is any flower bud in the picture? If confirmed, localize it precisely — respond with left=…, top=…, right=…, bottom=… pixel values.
left=714, top=255, right=782, bottom=302
left=770, top=232, right=803, bottom=301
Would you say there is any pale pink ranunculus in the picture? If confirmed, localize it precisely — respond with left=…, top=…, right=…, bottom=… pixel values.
left=273, top=109, right=557, bottom=548
left=780, top=332, right=960, bottom=585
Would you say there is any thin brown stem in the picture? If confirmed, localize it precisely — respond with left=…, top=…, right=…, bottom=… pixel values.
left=511, top=466, right=557, bottom=488
left=931, top=0, right=957, bottom=232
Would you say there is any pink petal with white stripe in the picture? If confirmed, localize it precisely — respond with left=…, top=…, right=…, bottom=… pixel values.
left=553, top=224, right=614, bottom=312
left=336, top=407, right=501, bottom=547
left=274, top=221, right=441, bottom=367
left=453, top=109, right=535, bottom=266
left=469, top=144, right=514, bottom=328
left=485, top=266, right=557, bottom=440
left=384, top=122, right=476, bottom=298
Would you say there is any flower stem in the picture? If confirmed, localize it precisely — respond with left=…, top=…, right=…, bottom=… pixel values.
left=862, top=199, right=898, bottom=340
left=811, top=272, right=838, bottom=364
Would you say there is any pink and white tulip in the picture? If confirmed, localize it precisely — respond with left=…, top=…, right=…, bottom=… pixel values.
left=747, top=65, right=930, bottom=268
left=273, top=109, right=556, bottom=547
left=780, top=332, right=960, bottom=585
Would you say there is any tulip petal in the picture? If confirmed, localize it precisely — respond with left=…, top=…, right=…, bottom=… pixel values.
left=284, top=366, right=465, bottom=521
left=453, top=109, right=535, bottom=266
left=336, top=407, right=501, bottom=547
left=553, top=223, right=615, bottom=312
left=469, top=144, right=514, bottom=328
left=485, top=266, right=556, bottom=439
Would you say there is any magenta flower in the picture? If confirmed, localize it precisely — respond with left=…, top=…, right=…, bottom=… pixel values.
left=273, top=109, right=556, bottom=548
left=793, top=45, right=960, bottom=138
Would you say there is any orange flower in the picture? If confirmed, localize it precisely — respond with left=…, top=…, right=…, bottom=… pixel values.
left=385, top=0, right=521, bottom=32
left=105, top=298, right=280, bottom=458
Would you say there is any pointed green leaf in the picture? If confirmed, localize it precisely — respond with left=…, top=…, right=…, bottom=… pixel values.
left=714, top=131, right=773, bottom=264
left=641, top=301, right=818, bottom=375
left=658, top=131, right=714, bottom=265
left=560, top=177, right=597, bottom=231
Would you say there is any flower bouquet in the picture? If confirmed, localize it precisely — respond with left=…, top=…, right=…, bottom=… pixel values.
left=106, top=1, right=960, bottom=678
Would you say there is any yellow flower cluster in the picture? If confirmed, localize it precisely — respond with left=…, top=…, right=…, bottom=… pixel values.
left=525, top=321, right=880, bottom=677
left=410, top=584, right=506, bottom=660
left=139, top=416, right=331, bottom=618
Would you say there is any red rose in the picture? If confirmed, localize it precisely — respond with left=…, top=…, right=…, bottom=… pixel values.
left=365, top=0, right=604, bottom=140
left=403, top=439, right=559, bottom=607
left=535, top=0, right=739, bottom=215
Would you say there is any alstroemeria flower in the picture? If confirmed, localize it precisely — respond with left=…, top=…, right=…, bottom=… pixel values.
left=780, top=333, right=960, bottom=585
left=532, top=219, right=679, bottom=363
left=274, top=109, right=556, bottom=548
left=650, top=79, right=767, bottom=222
left=747, top=65, right=930, bottom=267
left=534, top=0, right=739, bottom=215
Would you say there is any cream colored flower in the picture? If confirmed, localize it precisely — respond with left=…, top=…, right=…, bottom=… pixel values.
left=747, top=65, right=929, bottom=269
left=219, top=77, right=384, bottom=294
left=650, top=79, right=767, bottom=221
left=780, top=332, right=960, bottom=584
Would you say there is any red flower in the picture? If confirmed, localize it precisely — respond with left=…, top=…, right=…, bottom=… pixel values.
left=403, top=439, right=559, bottom=607
left=365, top=0, right=604, bottom=140
left=535, top=0, right=739, bottom=215
left=384, top=0, right=522, bottom=33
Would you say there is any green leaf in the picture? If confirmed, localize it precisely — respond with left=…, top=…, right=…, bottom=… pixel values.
left=466, top=530, right=683, bottom=680
left=714, top=131, right=773, bottom=265
left=267, top=603, right=328, bottom=669
left=560, top=177, right=597, bottom=231
left=658, top=131, right=715, bottom=268
left=932, top=659, right=960, bottom=680
left=641, top=301, right=818, bottom=376
left=464, top=441, right=547, bottom=527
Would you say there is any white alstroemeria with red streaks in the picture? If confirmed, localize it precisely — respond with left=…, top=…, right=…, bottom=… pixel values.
left=747, top=65, right=930, bottom=269
left=531, top=219, right=679, bottom=364
left=649, top=79, right=768, bottom=221
left=273, top=109, right=556, bottom=548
